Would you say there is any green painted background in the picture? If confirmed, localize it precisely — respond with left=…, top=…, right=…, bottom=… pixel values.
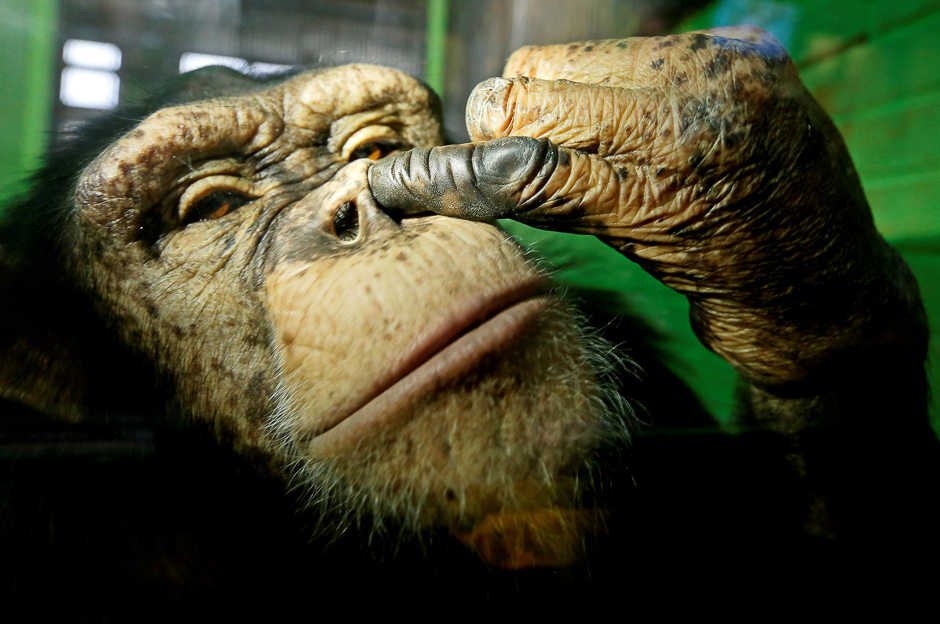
left=0, top=0, right=58, bottom=207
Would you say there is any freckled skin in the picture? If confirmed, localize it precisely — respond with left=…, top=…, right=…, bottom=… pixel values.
left=2, top=63, right=615, bottom=552
left=63, top=65, right=446, bottom=459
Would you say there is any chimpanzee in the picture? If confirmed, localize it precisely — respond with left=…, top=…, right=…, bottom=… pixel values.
left=1, top=27, right=937, bottom=615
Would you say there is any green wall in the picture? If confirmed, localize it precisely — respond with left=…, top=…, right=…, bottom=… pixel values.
left=0, top=0, right=58, bottom=207
left=499, top=223, right=741, bottom=424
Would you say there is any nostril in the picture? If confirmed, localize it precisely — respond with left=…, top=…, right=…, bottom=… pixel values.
left=333, top=201, right=360, bottom=242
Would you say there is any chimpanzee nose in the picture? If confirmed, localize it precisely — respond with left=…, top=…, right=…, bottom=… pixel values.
left=316, top=159, right=400, bottom=244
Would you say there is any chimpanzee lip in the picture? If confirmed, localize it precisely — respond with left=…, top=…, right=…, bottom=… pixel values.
left=305, top=278, right=553, bottom=454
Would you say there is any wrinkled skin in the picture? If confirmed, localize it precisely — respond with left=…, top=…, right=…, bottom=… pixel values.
left=369, top=27, right=926, bottom=407
left=2, top=64, right=619, bottom=560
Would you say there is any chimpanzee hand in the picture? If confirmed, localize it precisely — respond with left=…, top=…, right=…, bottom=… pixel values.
left=369, top=27, right=925, bottom=394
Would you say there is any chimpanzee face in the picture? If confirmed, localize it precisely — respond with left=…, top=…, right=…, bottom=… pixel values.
left=59, top=64, right=624, bottom=560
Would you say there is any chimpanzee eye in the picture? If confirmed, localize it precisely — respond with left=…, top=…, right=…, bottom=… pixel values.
left=348, top=141, right=402, bottom=162
left=186, top=190, right=253, bottom=223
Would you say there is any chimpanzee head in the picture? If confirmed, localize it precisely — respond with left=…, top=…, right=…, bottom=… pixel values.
left=0, top=65, right=629, bottom=566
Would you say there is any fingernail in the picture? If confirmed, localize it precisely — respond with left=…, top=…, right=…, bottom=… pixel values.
left=466, top=77, right=512, bottom=140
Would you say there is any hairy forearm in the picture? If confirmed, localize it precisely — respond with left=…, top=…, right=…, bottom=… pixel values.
left=708, top=240, right=929, bottom=431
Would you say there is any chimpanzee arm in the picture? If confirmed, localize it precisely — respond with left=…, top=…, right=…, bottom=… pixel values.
left=368, top=29, right=939, bottom=542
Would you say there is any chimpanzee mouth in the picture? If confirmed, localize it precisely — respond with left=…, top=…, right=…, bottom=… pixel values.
left=305, top=277, right=553, bottom=454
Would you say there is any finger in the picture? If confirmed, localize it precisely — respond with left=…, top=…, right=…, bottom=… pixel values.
left=368, top=137, right=673, bottom=242
left=368, top=138, right=559, bottom=220
left=466, top=76, right=680, bottom=163
left=503, top=28, right=789, bottom=91
left=504, top=38, right=655, bottom=89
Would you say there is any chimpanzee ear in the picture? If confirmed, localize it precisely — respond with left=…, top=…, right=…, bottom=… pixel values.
left=0, top=247, right=88, bottom=422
